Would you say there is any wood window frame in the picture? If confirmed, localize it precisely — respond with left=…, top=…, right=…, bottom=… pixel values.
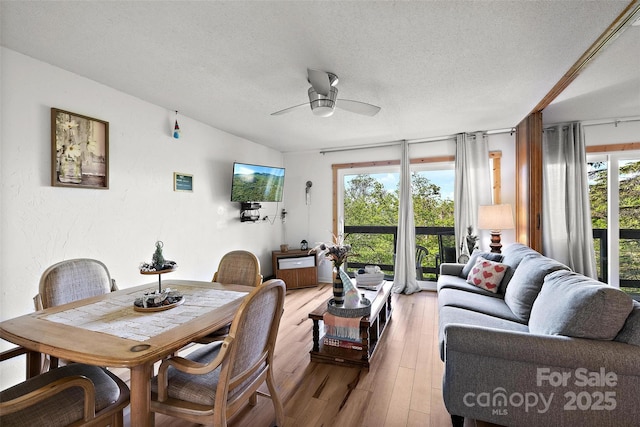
left=586, top=141, right=640, bottom=154
left=331, top=152, right=502, bottom=237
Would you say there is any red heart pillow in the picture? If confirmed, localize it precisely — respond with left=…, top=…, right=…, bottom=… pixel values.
left=466, top=256, right=508, bottom=293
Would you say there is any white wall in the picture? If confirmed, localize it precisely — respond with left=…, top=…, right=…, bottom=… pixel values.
left=584, top=120, right=640, bottom=146
left=282, top=133, right=518, bottom=281
left=0, top=48, right=284, bottom=326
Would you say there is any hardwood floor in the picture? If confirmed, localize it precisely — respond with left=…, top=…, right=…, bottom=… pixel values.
left=114, top=283, right=487, bottom=427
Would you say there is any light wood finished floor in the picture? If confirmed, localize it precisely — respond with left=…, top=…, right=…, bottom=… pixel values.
left=114, top=283, right=492, bottom=427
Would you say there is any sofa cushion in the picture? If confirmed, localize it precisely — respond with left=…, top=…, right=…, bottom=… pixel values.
left=438, top=305, right=529, bottom=360
left=530, top=270, right=634, bottom=340
left=499, top=243, right=540, bottom=291
left=460, top=251, right=503, bottom=279
left=439, top=263, right=464, bottom=277
left=503, top=254, right=569, bottom=323
left=438, top=288, right=523, bottom=324
left=465, top=256, right=508, bottom=293
left=438, top=274, right=504, bottom=298
left=615, top=300, right=640, bottom=346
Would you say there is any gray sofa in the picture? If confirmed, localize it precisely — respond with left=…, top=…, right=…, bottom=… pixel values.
left=437, top=243, right=640, bottom=427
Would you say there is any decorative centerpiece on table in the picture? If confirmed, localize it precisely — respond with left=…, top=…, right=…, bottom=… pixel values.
left=312, top=234, right=371, bottom=317
left=135, top=241, right=182, bottom=311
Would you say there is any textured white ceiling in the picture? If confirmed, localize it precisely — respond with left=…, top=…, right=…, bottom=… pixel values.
left=1, top=1, right=637, bottom=152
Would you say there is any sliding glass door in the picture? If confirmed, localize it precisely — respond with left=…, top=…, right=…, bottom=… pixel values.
left=339, top=161, right=455, bottom=280
left=588, top=153, right=640, bottom=294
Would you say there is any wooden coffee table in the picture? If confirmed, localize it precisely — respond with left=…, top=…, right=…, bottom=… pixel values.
left=309, top=280, right=393, bottom=370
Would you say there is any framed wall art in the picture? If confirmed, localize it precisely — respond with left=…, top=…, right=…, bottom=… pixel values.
left=51, top=108, right=109, bottom=189
left=174, top=172, right=193, bottom=192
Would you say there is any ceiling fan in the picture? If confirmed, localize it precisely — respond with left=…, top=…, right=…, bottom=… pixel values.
left=271, top=68, right=381, bottom=117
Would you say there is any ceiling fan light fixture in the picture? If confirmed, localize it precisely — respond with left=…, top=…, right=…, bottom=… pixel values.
left=308, top=86, right=338, bottom=117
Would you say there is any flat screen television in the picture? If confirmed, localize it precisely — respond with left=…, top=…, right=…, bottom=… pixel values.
left=231, top=162, right=285, bottom=203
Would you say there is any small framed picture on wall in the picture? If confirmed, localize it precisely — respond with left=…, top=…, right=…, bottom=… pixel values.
left=51, top=108, right=109, bottom=189
left=174, top=172, right=193, bottom=192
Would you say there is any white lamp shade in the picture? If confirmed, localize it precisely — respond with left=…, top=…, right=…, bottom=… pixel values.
left=478, top=204, right=515, bottom=231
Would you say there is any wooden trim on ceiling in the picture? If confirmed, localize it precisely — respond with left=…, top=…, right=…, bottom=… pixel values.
left=586, top=141, right=640, bottom=153
left=531, top=0, right=640, bottom=113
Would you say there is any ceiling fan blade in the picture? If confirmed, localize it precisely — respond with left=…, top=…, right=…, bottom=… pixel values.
left=307, top=68, right=331, bottom=96
left=270, top=102, right=309, bottom=116
left=336, top=99, right=381, bottom=116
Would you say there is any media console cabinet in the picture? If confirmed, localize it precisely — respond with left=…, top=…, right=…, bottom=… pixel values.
left=271, top=250, right=317, bottom=290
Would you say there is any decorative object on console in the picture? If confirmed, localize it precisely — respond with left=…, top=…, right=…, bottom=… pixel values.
left=355, top=265, right=385, bottom=290
left=311, top=233, right=357, bottom=306
left=51, top=108, right=109, bottom=189
left=300, top=240, right=308, bottom=250
left=477, top=204, right=514, bottom=253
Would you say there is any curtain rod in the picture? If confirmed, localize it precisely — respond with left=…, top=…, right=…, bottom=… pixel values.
left=319, top=128, right=515, bottom=155
left=320, top=116, right=640, bottom=154
left=544, top=116, right=640, bottom=130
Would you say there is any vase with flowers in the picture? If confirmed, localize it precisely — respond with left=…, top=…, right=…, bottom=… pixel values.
left=311, top=233, right=356, bottom=306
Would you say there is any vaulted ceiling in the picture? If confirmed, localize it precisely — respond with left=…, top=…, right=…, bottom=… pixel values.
left=2, top=1, right=638, bottom=152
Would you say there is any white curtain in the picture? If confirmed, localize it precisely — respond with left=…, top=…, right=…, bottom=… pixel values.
left=454, top=132, right=492, bottom=258
left=393, top=141, right=420, bottom=294
left=542, top=123, right=597, bottom=278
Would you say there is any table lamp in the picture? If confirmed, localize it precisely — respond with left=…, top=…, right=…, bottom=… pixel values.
left=478, top=204, right=515, bottom=253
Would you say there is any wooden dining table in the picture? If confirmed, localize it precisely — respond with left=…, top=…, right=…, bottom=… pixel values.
left=0, top=279, right=252, bottom=426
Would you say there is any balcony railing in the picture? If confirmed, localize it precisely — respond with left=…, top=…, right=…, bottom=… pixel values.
left=344, top=225, right=640, bottom=288
left=593, top=228, right=640, bottom=288
left=343, top=225, right=454, bottom=280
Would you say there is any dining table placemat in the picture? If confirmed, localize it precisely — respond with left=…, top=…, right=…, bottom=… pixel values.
left=42, top=286, right=248, bottom=342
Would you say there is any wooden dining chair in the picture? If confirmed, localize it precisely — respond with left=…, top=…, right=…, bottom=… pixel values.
left=0, top=346, right=130, bottom=427
left=34, top=258, right=118, bottom=310
left=212, top=250, right=263, bottom=287
left=33, top=258, right=118, bottom=371
left=150, top=279, right=286, bottom=427
left=196, top=250, right=263, bottom=344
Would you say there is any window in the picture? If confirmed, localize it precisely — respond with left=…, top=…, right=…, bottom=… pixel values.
left=587, top=148, right=640, bottom=294
left=340, top=166, right=399, bottom=277
left=336, top=159, right=455, bottom=279
left=333, top=151, right=499, bottom=281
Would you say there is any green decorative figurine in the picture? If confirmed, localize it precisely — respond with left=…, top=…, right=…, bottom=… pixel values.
left=152, top=240, right=165, bottom=270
